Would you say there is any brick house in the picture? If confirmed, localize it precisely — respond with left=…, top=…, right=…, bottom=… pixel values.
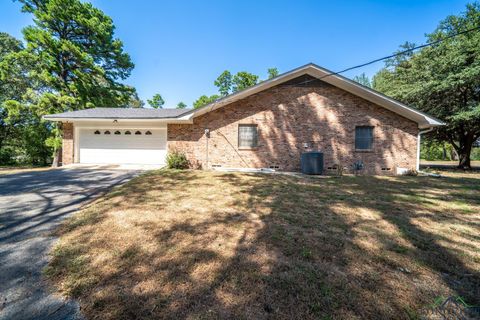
left=45, top=63, right=443, bottom=175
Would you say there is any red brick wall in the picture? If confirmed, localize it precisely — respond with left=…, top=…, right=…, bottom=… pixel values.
left=62, top=122, right=74, bottom=166
left=169, top=78, right=418, bottom=175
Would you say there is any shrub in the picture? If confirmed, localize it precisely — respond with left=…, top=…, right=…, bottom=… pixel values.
left=166, top=150, right=189, bottom=169
left=0, top=147, right=17, bottom=165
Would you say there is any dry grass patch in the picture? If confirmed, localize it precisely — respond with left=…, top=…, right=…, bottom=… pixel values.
left=45, top=170, right=480, bottom=319
left=0, top=166, right=50, bottom=175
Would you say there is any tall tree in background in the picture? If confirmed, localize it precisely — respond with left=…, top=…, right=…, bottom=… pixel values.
left=352, top=73, right=371, bottom=87
left=373, top=3, right=480, bottom=169
left=147, top=94, right=165, bottom=109
left=214, top=70, right=232, bottom=96
left=267, top=67, right=279, bottom=79
left=195, top=67, right=277, bottom=111
left=193, top=94, right=220, bottom=109
left=3, top=0, right=137, bottom=165
left=127, top=90, right=144, bottom=108
left=0, top=32, right=24, bottom=152
left=176, top=102, right=187, bottom=109
left=232, top=71, right=259, bottom=92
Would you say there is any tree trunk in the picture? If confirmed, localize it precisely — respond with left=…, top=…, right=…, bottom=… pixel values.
left=51, top=148, right=60, bottom=168
left=456, top=134, right=474, bottom=169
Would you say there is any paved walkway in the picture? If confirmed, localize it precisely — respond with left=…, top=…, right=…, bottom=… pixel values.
left=0, top=168, right=139, bottom=320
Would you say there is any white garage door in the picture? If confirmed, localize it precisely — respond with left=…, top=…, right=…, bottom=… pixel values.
left=79, top=128, right=167, bottom=165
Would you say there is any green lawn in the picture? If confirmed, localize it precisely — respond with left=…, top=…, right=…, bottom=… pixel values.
left=45, top=170, right=480, bottom=320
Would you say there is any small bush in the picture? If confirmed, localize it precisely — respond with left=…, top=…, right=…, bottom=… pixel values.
left=166, top=150, right=189, bottom=169
left=0, top=147, right=17, bottom=165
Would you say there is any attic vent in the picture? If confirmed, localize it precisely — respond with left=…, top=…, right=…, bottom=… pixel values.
left=145, top=131, right=152, bottom=135
left=125, top=130, right=131, bottom=135
left=104, top=130, right=111, bottom=135
left=135, top=131, right=142, bottom=135
left=114, top=131, right=121, bottom=135
left=94, top=130, right=100, bottom=135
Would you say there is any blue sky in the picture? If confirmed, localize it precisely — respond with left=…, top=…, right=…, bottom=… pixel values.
left=0, top=0, right=471, bottom=108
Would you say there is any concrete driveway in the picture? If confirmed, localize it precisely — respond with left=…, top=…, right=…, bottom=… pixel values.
left=0, top=168, right=140, bottom=320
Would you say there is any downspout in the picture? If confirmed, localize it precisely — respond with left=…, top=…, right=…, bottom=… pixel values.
left=417, top=127, right=434, bottom=171
left=204, top=128, right=210, bottom=169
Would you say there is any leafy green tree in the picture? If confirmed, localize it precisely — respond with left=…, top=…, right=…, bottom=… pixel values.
left=5, top=0, right=137, bottom=165
left=232, top=71, right=259, bottom=92
left=352, top=73, right=371, bottom=87
left=127, top=89, right=144, bottom=108
left=147, top=94, right=165, bottom=109
left=0, top=32, right=24, bottom=153
left=0, top=32, right=50, bottom=165
left=267, top=67, right=279, bottom=79
left=373, top=3, right=480, bottom=168
left=214, top=70, right=232, bottom=96
left=193, top=94, right=220, bottom=109
left=176, top=102, right=187, bottom=109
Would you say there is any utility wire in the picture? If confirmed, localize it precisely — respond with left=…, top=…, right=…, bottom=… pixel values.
left=204, top=24, right=480, bottom=112
left=315, top=24, right=480, bottom=82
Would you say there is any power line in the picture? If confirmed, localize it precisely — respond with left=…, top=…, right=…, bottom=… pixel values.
left=317, top=24, right=480, bottom=81
left=203, top=25, right=480, bottom=112
left=280, top=24, right=480, bottom=89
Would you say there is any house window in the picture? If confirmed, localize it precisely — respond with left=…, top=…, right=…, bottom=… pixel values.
left=238, top=124, right=258, bottom=148
left=104, top=130, right=111, bottom=135
left=145, top=131, right=152, bottom=135
left=114, top=131, right=121, bottom=135
left=355, top=126, right=374, bottom=150
left=125, top=131, right=131, bottom=135
left=135, top=131, right=142, bottom=135
left=94, top=130, right=100, bottom=135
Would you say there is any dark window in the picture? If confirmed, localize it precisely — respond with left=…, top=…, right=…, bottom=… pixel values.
left=94, top=130, right=101, bottom=135
left=145, top=131, right=152, bottom=135
left=125, top=131, right=131, bottom=135
left=104, top=130, right=111, bottom=135
left=355, top=126, right=374, bottom=150
left=135, top=131, right=142, bottom=135
left=238, top=124, right=258, bottom=148
left=114, top=131, right=121, bottom=135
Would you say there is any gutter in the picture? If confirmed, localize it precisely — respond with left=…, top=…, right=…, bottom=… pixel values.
left=416, top=127, right=434, bottom=171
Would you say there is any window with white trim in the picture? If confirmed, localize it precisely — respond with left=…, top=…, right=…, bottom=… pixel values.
left=355, top=126, right=374, bottom=150
left=238, top=124, right=258, bottom=148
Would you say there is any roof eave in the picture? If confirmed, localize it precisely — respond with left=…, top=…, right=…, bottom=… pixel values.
left=42, top=116, right=193, bottom=124
left=186, top=63, right=445, bottom=128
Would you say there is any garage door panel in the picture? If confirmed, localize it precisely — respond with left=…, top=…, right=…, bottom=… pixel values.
left=79, top=129, right=167, bottom=165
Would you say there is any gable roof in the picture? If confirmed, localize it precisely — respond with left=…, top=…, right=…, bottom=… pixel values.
left=44, top=107, right=191, bottom=120
left=179, top=63, right=444, bottom=129
left=44, top=63, right=444, bottom=129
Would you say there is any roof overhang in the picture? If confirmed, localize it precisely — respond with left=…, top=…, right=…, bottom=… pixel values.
left=42, top=116, right=193, bottom=124
left=181, top=63, right=444, bottom=129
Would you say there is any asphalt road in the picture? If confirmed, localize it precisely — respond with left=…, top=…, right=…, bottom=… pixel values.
left=0, top=168, right=139, bottom=320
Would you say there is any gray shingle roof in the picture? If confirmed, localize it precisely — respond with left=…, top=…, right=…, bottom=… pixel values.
left=46, top=107, right=192, bottom=119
